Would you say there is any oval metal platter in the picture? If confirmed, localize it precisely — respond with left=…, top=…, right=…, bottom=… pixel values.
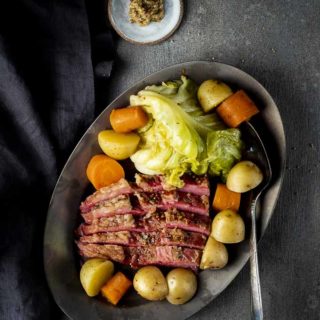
left=44, top=61, right=286, bottom=320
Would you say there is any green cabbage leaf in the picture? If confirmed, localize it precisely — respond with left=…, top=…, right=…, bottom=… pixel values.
left=207, top=129, right=244, bottom=181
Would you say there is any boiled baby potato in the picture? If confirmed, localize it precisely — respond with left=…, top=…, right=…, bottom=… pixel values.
left=98, top=130, right=140, bottom=160
left=80, top=259, right=114, bottom=297
left=200, top=236, right=228, bottom=270
left=211, top=209, right=245, bottom=244
left=226, top=160, right=263, bottom=193
left=166, top=268, right=197, bottom=305
left=198, top=80, right=233, bottom=112
left=133, top=266, right=168, bottom=301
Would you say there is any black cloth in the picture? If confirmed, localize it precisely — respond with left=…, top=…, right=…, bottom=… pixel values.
left=0, top=0, right=114, bottom=319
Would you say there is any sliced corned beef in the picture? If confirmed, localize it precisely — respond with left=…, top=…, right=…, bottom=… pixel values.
left=78, top=210, right=210, bottom=236
left=134, top=190, right=209, bottom=216
left=80, top=178, right=132, bottom=213
left=76, top=242, right=125, bottom=262
left=164, top=210, right=211, bottom=235
left=179, top=173, right=210, bottom=196
left=129, top=246, right=201, bottom=270
left=77, top=214, right=136, bottom=235
left=79, top=231, right=131, bottom=246
left=76, top=175, right=212, bottom=270
left=135, top=173, right=210, bottom=196
left=134, top=191, right=165, bottom=212
left=162, top=191, right=209, bottom=216
left=81, top=194, right=132, bottom=223
left=134, top=174, right=164, bottom=192
left=159, top=228, right=207, bottom=249
left=78, top=229, right=206, bottom=249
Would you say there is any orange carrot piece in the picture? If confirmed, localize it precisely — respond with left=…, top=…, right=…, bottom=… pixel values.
left=110, top=106, right=149, bottom=133
left=101, top=272, right=132, bottom=305
left=212, top=183, right=241, bottom=212
left=216, top=90, right=259, bottom=127
left=86, top=154, right=125, bottom=190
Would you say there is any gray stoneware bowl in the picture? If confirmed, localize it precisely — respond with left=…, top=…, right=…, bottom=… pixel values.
left=44, top=61, right=286, bottom=320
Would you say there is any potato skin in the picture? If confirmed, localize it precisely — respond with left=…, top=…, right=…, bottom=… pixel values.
left=226, top=160, right=263, bottom=193
left=200, top=236, right=228, bottom=270
left=197, top=80, right=233, bottom=112
left=211, top=209, right=245, bottom=244
left=133, top=266, right=168, bottom=301
left=80, top=259, right=114, bottom=297
left=98, top=130, right=140, bottom=160
left=166, top=268, right=197, bottom=305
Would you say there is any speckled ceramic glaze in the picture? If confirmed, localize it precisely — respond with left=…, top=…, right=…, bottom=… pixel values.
left=108, top=0, right=184, bottom=44
left=44, top=61, right=286, bottom=320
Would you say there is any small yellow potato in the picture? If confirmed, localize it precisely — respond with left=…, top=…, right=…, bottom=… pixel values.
left=133, top=266, right=168, bottom=301
left=166, top=268, right=197, bottom=305
left=226, top=160, right=263, bottom=193
left=98, top=130, right=140, bottom=160
left=200, top=236, right=228, bottom=270
left=80, top=259, right=114, bottom=297
left=197, top=80, right=233, bottom=112
left=211, top=209, right=245, bottom=244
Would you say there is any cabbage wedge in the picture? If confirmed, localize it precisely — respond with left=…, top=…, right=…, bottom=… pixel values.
left=130, top=77, right=243, bottom=186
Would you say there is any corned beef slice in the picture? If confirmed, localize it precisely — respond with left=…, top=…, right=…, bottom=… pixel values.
left=81, top=194, right=132, bottom=223
left=135, top=173, right=210, bottom=196
left=77, top=214, right=136, bottom=235
left=162, top=191, right=209, bottom=216
left=134, top=190, right=209, bottom=216
left=79, top=231, right=131, bottom=246
left=76, top=243, right=200, bottom=269
left=77, top=210, right=210, bottom=236
left=80, top=178, right=132, bottom=212
left=129, top=246, right=201, bottom=269
left=76, top=242, right=125, bottom=262
left=134, top=174, right=163, bottom=192
left=78, top=229, right=206, bottom=249
left=179, top=173, right=210, bottom=196
left=164, top=210, right=210, bottom=235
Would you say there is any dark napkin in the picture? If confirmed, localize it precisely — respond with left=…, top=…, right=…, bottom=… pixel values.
left=0, top=0, right=114, bottom=319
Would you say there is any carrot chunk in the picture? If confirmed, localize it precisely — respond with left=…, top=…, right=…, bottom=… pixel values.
left=86, top=154, right=125, bottom=190
left=216, top=90, right=259, bottom=127
left=212, top=183, right=241, bottom=212
left=101, top=272, right=132, bottom=305
left=110, top=106, right=149, bottom=133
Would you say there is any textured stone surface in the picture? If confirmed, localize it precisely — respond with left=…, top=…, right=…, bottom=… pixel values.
left=105, top=1, right=320, bottom=319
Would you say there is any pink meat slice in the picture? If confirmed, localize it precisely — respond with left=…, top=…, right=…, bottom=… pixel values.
left=81, top=194, right=132, bottom=223
left=80, top=178, right=133, bottom=213
left=129, top=246, right=201, bottom=270
left=179, top=174, right=210, bottom=196
left=78, top=210, right=210, bottom=236
left=135, top=173, right=210, bottom=196
left=78, top=229, right=206, bottom=249
left=158, top=228, right=207, bottom=249
left=77, top=214, right=136, bottom=235
left=162, top=191, right=209, bottom=216
left=134, top=174, right=164, bottom=192
left=134, top=190, right=209, bottom=216
left=76, top=242, right=125, bottom=263
left=164, top=210, right=211, bottom=236
left=134, top=191, right=166, bottom=212
left=79, top=231, right=131, bottom=246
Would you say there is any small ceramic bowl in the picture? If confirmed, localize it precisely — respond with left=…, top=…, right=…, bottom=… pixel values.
left=108, top=0, right=184, bottom=45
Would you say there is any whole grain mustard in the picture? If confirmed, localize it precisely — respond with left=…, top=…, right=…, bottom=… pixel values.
left=129, top=0, right=165, bottom=26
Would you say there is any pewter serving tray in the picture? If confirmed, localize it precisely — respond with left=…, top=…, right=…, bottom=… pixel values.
left=44, top=61, right=286, bottom=320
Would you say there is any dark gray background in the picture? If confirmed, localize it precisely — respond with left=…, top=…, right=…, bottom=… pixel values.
left=105, top=1, right=320, bottom=319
